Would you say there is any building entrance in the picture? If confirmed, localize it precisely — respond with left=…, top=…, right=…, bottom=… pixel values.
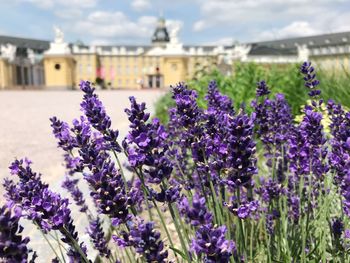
left=147, top=74, right=163, bottom=88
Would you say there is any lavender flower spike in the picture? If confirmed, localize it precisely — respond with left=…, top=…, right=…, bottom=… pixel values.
left=191, top=225, right=236, bottom=263
left=6, top=159, right=89, bottom=262
left=80, top=80, right=121, bottom=152
left=300, top=61, right=321, bottom=97
left=0, top=205, right=37, bottom=263
left=87, top=217, right=111, bottom=258
left=256, top=80, right=270, bottom=97
left=113, top=218, right=168, bottom=262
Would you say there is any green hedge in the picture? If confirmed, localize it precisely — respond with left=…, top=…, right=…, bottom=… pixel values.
left=155, top=62, right=350, bottom=123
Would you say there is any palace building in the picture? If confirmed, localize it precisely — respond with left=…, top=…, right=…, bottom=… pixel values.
left=0, top=17, right=350, bottom=90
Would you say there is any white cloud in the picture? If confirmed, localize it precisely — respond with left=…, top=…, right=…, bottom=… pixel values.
left=257, top=12, right=350, bottom=41
left=204, top=37, right=234, bottom=46
left=20, top=0, right=97, bottom=9
left=131, top=0, right=151, bottom=12
left=193, top=0, right=350, bottom=41
left=166, top=19, right=184, bottom=33
left=193, top=20, right=206, bottom=32
left=258, top=21, right=320, bottom=40
left=54, top=9, right=82, bottom=20
left=68, top=11, right=183, bottom=44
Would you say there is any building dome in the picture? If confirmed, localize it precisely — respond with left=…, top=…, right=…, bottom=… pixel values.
left=151, top=17, right=170, bottom=45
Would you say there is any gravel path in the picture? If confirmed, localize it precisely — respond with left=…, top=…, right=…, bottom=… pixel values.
left=0, top=89, right=166, bottom=262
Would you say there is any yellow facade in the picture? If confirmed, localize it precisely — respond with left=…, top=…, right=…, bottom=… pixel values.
left=163, top=57, right=188, bottom=86
left=44, top=55, right=76, bottom=89
left=74, top=53, right=99, bottom=84
left=311, top=54, right=350, bottom=74
left=0, top=58, right=13, bottom=89
left=70, top=52, right=219, bottom=89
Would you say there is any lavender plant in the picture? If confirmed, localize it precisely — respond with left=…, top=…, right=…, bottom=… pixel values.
left=2, top=62, right=350, bottom=262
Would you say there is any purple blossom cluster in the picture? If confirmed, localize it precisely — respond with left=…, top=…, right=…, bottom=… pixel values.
left=2, top=61, right=350, bottom=262
left=113, top=218, right=168, bottom=262
left=87, top=217, right=111, bottom=258
left=191, top=225, right=236, bottom=263
left=124, top=96, right=172, bottom=184
left=0, top=206, right=36, bottom=263
left=4, top=159, right=88, bottom=262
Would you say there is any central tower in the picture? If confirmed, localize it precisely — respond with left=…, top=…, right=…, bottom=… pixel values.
left=151, top=17, right=170, bottom=47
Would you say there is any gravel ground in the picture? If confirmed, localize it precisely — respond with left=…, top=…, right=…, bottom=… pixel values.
left=0, top=89, right=166, bottom=262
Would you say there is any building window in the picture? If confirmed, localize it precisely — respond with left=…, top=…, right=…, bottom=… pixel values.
left=126, top=79, right=129, bottom=85
left=134, top=66, right=138, bottom=74
left=171, top=63, right=178, bottom=71
left=87, top=64, right=92, bottom=74
left=55, top=63, right=61, bottom=70
left=126, top=66, right=129, bottom=75
left=79, top=64, right=83, bottom=74
left=110, top=66, right=115, bottom=79
left=118, top=79, right=122, bottom=86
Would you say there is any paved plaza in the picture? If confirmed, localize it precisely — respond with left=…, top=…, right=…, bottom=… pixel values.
left=0, top=89, right=165, bottom=262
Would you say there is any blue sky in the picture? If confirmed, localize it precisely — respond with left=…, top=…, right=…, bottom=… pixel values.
left=1, top=0, right=350, bottom=45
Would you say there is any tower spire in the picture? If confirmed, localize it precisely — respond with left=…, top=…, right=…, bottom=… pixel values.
left=151, top=14, right=170, bottom=46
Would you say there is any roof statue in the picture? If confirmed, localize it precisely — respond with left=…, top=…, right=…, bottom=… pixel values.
left=170, top=24, right=180, bottom=44
left=45, top=26, right=71, bottom=55
left=53, top=26, right=64, bottom=44
left=297, top=44, right=310, bottom=62
left=0, top=43, right=16, bottom=62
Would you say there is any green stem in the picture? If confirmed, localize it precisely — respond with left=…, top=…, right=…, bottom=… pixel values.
left=55, top=231, right=67, bottom=263
left=237, top=188, right=246, bottom=258
left=61, top=227, right=90, bottom=263
left=112, top=150, right=129, bottom=191
left=153, top=201, right=180, bottom=262
left=34, top=222, right=63, bottom=263
left=168, top=203, right=191, bottom=262
left=250, top=220, right=254, bottom=261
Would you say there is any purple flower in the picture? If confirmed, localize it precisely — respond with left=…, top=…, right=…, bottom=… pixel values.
left=204, top=81, right=235, bottom=183
left=252, top=86, right=292, bottom=182
left=125, top=96, right=173, bottom=185
left=87, top=217, right=111, bottom=258
left=344, top=229, right=350, bottom=239
left=50, top=117, right=77, bottom=151
left=80, top=81, right=121, bottom=152
left=191, top=225, right=236, bottom=263
left=300, top=61, right=320, bottom=97
left=256, top=80, right=270, bottom=97
left=224, top=112, right=257, bottom=188
left=0, top=205, right=37, bottom=263
left=62, top=176, right=88, bottom=213
left=256, top=178, right=286, bottom=203
left=149, top=180, right=181, bottom=203
left=265, top=209, right=280, bottom=235
left=113, top=218, right=168, bottom=262
left=5, top=159, right=88, bottom=262
left=237, top=205, right=250, bottom=219
left=206, top=80, right=234, bottom=115
left=226, top=200, right=259, bottom=220
left=178, top=192, right=213, bottom=226
left=287, top=194, right=300, bottom=223
left=332, top=218, right=344, bottom=239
